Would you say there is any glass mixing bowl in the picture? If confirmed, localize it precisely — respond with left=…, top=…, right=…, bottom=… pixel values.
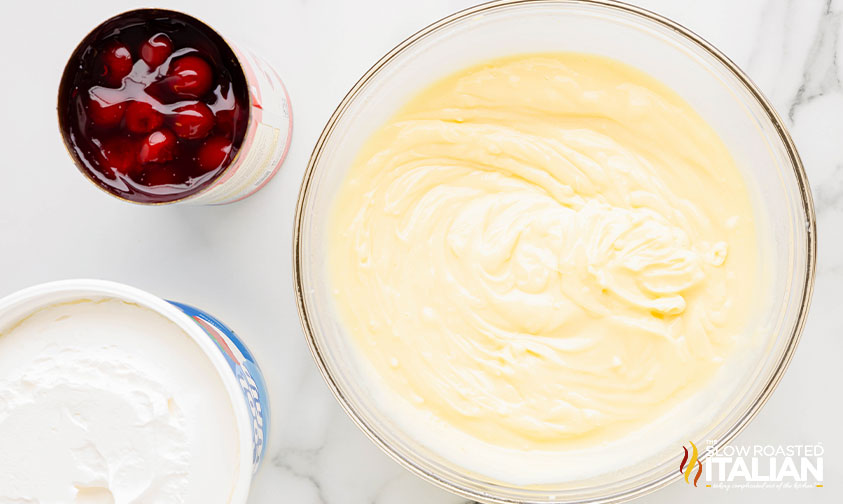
left=294, top=1, right=816, bottom=502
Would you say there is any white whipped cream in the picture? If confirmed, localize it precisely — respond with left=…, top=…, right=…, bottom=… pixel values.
left=0, top=298, right=240, bottom=503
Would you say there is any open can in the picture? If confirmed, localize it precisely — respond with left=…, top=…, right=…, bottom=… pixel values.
left=57, top=9, right=292, bottom=205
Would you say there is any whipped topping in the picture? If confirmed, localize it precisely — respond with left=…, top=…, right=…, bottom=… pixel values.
left=0, top=298, right=240, bottom=503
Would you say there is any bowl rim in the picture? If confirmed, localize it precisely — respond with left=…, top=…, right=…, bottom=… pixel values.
left=293, top=0, right=817, bottom=502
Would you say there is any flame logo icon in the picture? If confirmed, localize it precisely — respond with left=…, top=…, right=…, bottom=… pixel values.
left=680, top=441, right=703, bottom=487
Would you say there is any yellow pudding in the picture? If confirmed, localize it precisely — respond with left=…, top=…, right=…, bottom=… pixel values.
left=328, top=53, right=759, bottom=452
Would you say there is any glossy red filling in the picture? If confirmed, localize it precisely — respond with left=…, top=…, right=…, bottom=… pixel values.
left=59, top=10, right=249, bottom=203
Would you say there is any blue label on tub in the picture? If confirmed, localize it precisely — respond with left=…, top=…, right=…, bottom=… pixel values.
left=168, top=301, right=270, bottom=472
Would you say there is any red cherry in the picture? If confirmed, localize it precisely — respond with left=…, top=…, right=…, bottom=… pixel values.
left=125, top=101, right=164, bottom=134
left=196, top=136, right=232, bottom=172
left=215, top=109, right=234, bottom=134
left=99, top=40, right=133, bottom=87
left=140, top=33, right=173, bottom=69
left=215, top=101, right=246, bottom=135
left=165, top=55, right=213, bottom=98
left=87, top=97, right=125, bottom=128
left=98, top=137, right=138, bottom=175
left=170, top=102, right=215, bottom=139
left=138, top=129, right=177, bottom=164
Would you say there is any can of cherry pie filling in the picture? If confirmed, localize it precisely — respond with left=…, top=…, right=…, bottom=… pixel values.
left=191, top=45, right=293, bottom=205
left=57, top=9, right=292, bottom=205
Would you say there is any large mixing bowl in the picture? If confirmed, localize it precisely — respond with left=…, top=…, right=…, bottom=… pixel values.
left=294, top=1, right=816, bottom=502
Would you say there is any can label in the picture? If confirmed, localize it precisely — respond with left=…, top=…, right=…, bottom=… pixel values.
left=186, top=46, right=293, bottom=205
left=168, top=300, right=270, bottom=472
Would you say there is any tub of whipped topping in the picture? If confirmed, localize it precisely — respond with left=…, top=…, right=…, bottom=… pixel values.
left=0, top=280, right=269, bottom=503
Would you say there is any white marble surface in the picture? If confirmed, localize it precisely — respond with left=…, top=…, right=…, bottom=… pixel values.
left=0, top=0, right=840, bottom=502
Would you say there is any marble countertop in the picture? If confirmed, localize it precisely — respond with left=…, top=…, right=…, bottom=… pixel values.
left=0, top=0, right=839, bottom=503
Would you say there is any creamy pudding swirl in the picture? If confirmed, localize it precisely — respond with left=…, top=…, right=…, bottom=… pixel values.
left=330, top=54, right=759, bottom=450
